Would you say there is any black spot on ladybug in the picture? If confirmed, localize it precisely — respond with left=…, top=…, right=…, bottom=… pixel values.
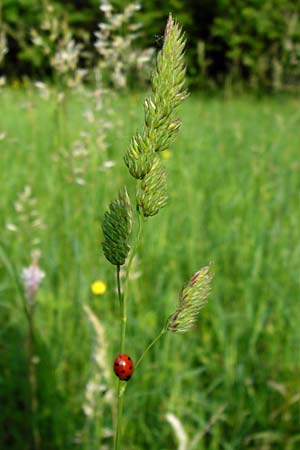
left=114, top=362, right=119, bottom=366
left=129, top=366, right=132, bottom=370
left=121, top=370, right=125, bottom=374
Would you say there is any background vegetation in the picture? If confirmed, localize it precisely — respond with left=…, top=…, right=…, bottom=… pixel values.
left=2, top=0, right=300, bottom=90
left=1, top=1, right=300, bottom=449
left=1, top=87, right=300, bottom=450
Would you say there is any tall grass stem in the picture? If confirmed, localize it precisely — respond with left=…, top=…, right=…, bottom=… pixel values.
left=135, top=328, right=166, bottom=370
left=27, top=306, right=41, bottom=450
left=114, top=267, right=124, bottom=450
left=114, top=212, right=143, bottom=450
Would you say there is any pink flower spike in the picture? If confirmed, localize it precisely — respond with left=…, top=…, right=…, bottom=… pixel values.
left=21, top=253, right=45, bottom=305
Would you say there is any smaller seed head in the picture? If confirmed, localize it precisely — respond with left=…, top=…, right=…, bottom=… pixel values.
left=166, top=265, right=213, bottom=334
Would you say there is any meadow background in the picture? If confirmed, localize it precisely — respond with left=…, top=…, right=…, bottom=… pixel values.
left=1, top=1, right=300, bottom=450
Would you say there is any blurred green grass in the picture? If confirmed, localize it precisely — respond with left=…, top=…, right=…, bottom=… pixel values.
left=0, top=88, right=300, bottom=450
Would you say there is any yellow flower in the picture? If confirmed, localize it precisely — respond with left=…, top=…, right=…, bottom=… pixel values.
left=91, top=280, right=107, bottom=295
left=162, top=149, right=172, bottom=160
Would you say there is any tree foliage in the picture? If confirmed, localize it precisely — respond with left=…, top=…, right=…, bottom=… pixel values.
left=2, top=0, right=300, bottom=90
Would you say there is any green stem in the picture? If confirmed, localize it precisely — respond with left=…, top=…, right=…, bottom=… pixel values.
left=124, top=210, right=143, bottom=296
left=0, top=244, right=40, bottom=448
left=135, top=328, right=166, bottom=370
left=114, top=379, right=125, bottom=450
left=117, top=265, right=126, bottom=354
left=120, top=328, right=167, bottom=399
left=114, top=266, right=125, bottom=450
left=28, top=304, right=41, bottom=450
left=114, top=212, right=144, bottom=450
left=0, top=243, right=31, bottom=323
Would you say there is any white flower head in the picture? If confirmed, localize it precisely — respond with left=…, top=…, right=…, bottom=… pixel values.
left=100, top=160, right=116, bottom=171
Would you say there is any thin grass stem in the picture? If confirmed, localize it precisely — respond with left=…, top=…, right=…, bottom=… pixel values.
left=114, top=379, right=125, bottom=450
left=114, top=266, right=125, bottom=450
left=120, top=328, right=167, bottom=399
left=135, top=328, right=166, bottom=370
left=0, top=244, right=41, bottom=449
left=114, top=211, right=143, bottom=450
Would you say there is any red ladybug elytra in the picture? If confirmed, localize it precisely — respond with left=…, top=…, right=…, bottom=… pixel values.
left=113, top=354, right=134, bottom=381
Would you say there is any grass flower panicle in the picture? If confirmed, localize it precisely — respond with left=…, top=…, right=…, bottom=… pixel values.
left=34, top=81, right=51, bottom=100
left=100, top=16, right=213, bottom=450
left=31, top=3, right=86, bottom=92
left=82, top=305, right=114, bottom=446
left=59, top=136, right=90, bottom=186
left=6, top=185, right=46, bottom=256
left=165, top=413, right=188, bottom=450
left=124, top=14, right=188, bottom=216
left=102, top=188, right=132, bottom=266
left=167, top=266, right=213, bottom=334
left=83, top=305, right=113, bottom=410
left=136, top=156, right=168, bottom=217
left=95, top=0, right=154, bottom=90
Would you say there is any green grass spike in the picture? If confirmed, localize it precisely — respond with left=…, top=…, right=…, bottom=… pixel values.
left=124, top=14, right=188, bottom=181
left=136, top=156, right=168, bottom=217
left=102, top=187, right=133, bottom=266
left=167, top=266, right=214, bottom=334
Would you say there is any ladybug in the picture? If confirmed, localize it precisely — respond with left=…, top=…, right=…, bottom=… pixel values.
left=113, top=354, right=134, bottom=381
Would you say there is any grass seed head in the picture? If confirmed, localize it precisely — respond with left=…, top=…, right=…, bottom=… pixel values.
left=124, top=14, right=187, bottom=189
left=167, top=265, right=213, bottom=334
left=136, top=156, right=168, bottom=217
left=102, top=187, right=132, bottom=266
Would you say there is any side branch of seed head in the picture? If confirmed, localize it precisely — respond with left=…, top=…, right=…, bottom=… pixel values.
left=167, top=265, right=214, bottom=334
